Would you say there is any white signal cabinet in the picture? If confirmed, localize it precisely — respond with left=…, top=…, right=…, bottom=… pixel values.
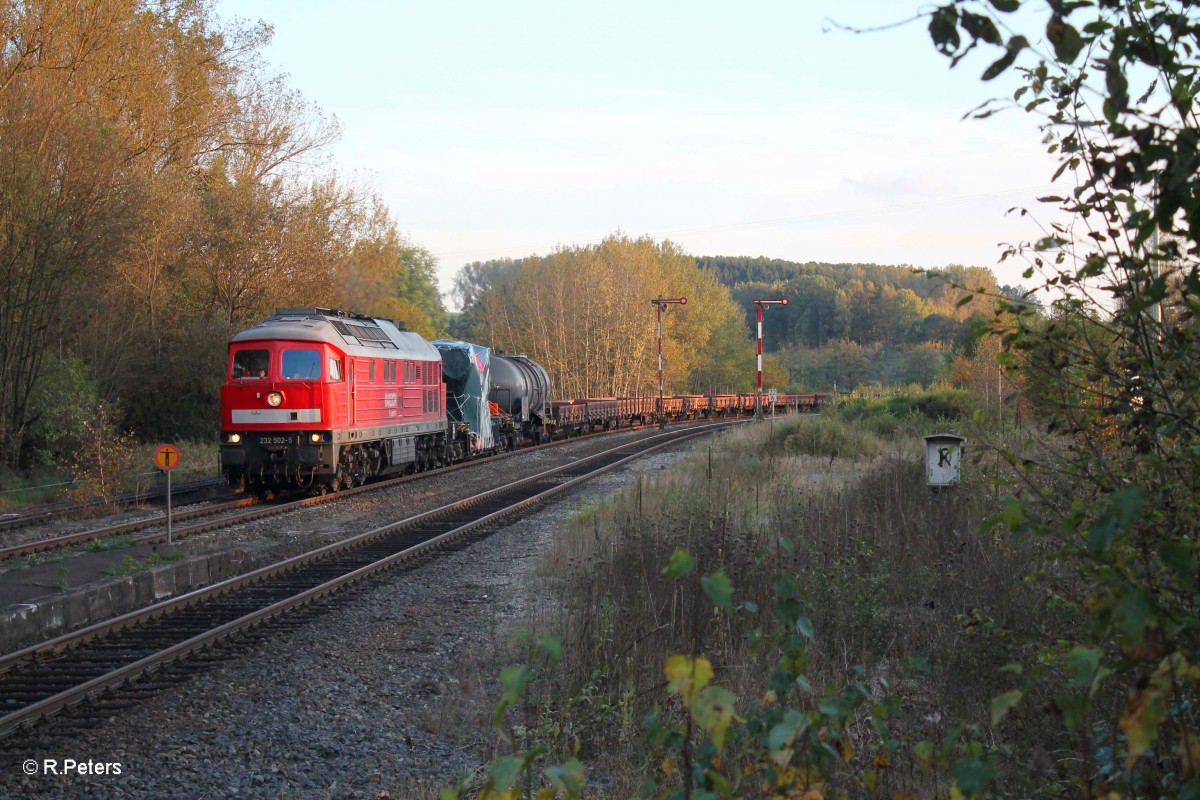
left=924, top=433, right=966, bottom=487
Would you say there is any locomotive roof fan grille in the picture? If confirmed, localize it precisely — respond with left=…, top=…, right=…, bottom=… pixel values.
left=328, top=318, right=399, bottom=350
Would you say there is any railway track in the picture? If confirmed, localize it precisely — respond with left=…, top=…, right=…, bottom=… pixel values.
left=0, top=478, right=229, bottom=537
left=0, top=416, right=728, bottom=564
left=0, top=421, right=734, bottom=743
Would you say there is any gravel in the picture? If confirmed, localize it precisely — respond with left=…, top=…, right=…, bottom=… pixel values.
left=0, top=430, right=706, bottom=799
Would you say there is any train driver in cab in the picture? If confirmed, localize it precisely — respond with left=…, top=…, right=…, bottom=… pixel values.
left=232, top=349, right=270, bottom=379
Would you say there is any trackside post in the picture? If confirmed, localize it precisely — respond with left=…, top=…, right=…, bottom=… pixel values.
left=153, top=444, right=181, bottom=544
left=650, top=297, right=686, bottom=428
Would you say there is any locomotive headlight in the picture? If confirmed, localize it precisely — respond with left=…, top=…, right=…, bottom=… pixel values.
left=310, top=433, right=322, bottom=443
left=229, top=433, right=242, bottom=444
left=266, top=391, right=283, bottom=407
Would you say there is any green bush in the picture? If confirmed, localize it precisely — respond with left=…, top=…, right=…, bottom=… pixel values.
left=24, top=350, right=106, bottom=468
left=838, top=388, right=977, bottom=427
left=771, top=415, right=884, bottom=460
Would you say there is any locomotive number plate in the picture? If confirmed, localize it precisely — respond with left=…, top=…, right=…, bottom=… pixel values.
left=258, top=436, right=291, bottom=445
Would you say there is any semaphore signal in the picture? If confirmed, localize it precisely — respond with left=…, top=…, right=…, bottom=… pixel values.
left=752, top=298, right=788, bottom=418
left=650, top=297, right=687, bottom=428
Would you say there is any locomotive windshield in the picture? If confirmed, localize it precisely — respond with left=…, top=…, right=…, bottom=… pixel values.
left=231, top=349, right=270, bottom=379
left=282, top=349, right=322, bottom=380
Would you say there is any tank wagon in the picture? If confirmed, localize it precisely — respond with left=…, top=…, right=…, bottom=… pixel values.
left=489, top=354, right=553, bottom=444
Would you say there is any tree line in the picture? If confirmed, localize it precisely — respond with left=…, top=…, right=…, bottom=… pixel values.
left=0, top=0, right=444, bottom=472
left=449, top=234, right=788, bottom=400
left=450, top=244, right=1023, bottom=399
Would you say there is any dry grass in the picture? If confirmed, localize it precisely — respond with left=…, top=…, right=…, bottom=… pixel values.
left=501, top=415, right=1073, bottom=795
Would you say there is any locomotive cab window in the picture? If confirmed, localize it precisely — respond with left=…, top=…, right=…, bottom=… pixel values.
left=328, top=357, right=343, bottom=382
left=232, top=349, right=270, bottom=379
left=281, top=349, right=322, bottom=380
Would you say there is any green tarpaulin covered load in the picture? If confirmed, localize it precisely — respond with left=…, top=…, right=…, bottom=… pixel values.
left=433, top=340, right=494, bottom=451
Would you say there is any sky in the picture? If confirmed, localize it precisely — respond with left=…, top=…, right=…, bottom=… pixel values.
left=215, top=0, right=1061, bottom=306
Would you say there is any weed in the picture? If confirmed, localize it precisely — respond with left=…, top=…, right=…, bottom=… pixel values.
left=6, top=550, right=68, bottom=572
left=22, top=563, right=72, bottom=594
left=102, top=555, right=139, bottom=577
left=100, top=548, right=188, bottom=576
left=0, top=439, right=219, bottom=515
left=0, top=474, right=68, bottom=511
left=83, top=535, right=137, bottom=552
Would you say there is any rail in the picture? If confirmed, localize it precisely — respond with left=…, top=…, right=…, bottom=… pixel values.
left=0, top=421, right=736, bottom=741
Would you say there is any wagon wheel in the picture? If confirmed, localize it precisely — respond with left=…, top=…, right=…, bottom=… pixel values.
left=329, top=466, right=345, bottom=493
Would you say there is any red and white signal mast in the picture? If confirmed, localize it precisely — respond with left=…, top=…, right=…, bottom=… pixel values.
left=650, top=296, right=687, bottom=427
left=752, top=297, right=788, bottom=417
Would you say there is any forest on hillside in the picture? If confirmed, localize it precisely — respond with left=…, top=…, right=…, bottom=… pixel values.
left=700, top=256, right=1021, bottom=391
left=454, top=250, right=1024, bottom=397
left=0, top=1, right=444, bottom=472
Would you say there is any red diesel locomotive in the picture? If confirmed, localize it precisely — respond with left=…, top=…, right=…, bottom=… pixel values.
left=220, top=307, right=453, bottom=494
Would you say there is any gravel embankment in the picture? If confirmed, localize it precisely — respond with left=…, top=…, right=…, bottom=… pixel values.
left=0, top=432, right=702, bottom=799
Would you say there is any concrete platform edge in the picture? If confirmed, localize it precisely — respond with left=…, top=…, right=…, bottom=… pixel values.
left=0, top=550, right=254, bottom=654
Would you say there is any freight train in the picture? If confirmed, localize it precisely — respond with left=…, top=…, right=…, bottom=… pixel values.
left=219, top=307, right=825, bottom=495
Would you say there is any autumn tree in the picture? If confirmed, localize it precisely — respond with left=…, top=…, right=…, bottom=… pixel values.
left=333, top=199, right=445, bottom=338
left=457, top=234, right=745, bottom=399
left=0, top=1, right=438, bottom=462
left=0, top=0, right=164, bottom=467
left=450, top=258, right=522, bottom=340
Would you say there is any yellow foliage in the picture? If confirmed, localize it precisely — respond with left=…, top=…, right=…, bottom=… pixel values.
left=664, top=654, right=713, bottom=704
left=1180, top=728, right=1200, bottom=780
left=1120, top=688, right=1165, bottom=765
left=467, top=234, right=744, bottom=398
left=479, top=790, right=518, bottom=800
